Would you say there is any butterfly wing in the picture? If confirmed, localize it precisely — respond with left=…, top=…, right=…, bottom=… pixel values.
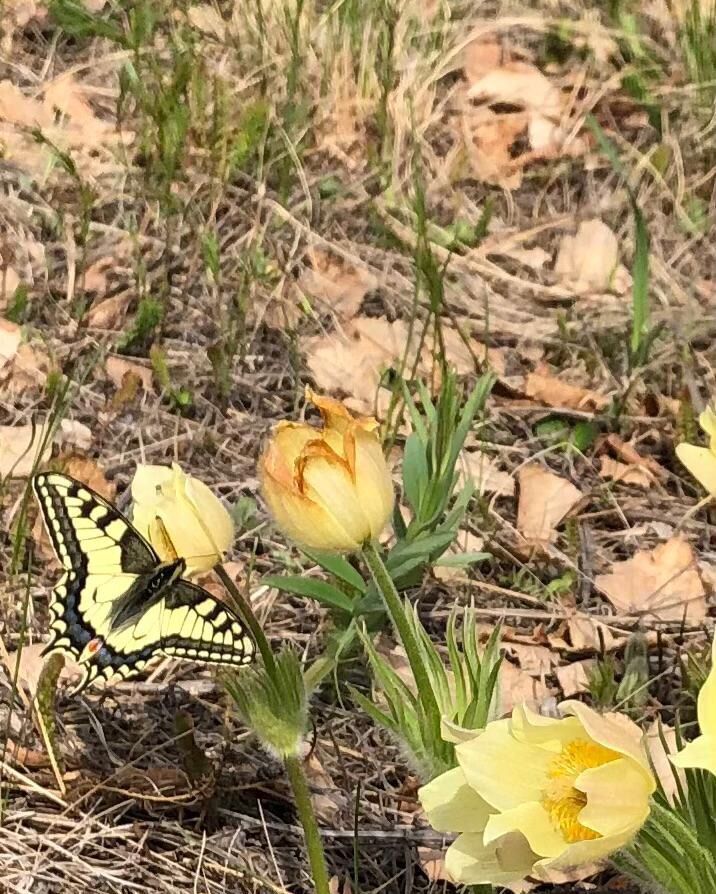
left=33, top=472, right=158, bottom=668
left=33, top=472, right=254, bottom=693
left=159, top=580, right=254, bottom=666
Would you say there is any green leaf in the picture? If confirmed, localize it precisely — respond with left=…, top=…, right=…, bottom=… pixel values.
left=402, top=432, right=429, bottom=513
left=262, top=574, right=354, bottom=614
left=301, top=549, right=367, bottom=594
left=435, top=550, right=491, bottom=568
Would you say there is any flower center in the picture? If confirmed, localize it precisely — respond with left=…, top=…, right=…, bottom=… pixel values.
left=541, top=739, right=619, bottom=843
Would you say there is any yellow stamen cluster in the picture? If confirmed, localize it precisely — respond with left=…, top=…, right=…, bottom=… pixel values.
left=542, top=740, right=618, bottom=843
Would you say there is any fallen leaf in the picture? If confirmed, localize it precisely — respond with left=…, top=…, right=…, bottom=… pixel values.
left=599, top=456, right=655, bottom=488
left=187, top=4, right=226, bottom=39
left=58, top=419, right=93, bottom=451
left=433, top=529, right=486, bottom=582
left=555, top=659, right=594, bottom=697
left=0, top=422, right=50, bottom=478
left=595, top=538, right=706, bottom=621
left=85, top=293, right=130, bottom=329
left=305, top=316, right=494, bottom=416
left=459, top=450, right=515, bottom=497
left=0, top=318, right=48, bottom=393
left=83, top=257, right=115, bottom=293
left=600, top=433, right=667, bottom=481
left=305, top=752, right=347, bottom=824
left=328, top=876, right=353, bottom=894
left=504, top=642, right=557, bottom=677
left=517, top=464, right=583, bottom=546
left=3, top=642, right=79, bottom=697
left=105, top=355, right=154, bottom=391
left=566, top=616, right=617, bottom=652
left=60, top=455, right=115, bottom=500
left=460, top=53, right=586, bottom=189
left=498, top=660, right=551, bottom=716
left=297, top=249, right=377, bottom=321
left=0, top=75, right=124, bottom=179
left=1, top=266, right=20, bottom=305
left=554, top=219, right=630, bottom=294
left=524, top=362, right=609, bottom=411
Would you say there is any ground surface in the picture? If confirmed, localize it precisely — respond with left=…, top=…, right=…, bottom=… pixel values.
left=1, top=1, right=716, bottom=892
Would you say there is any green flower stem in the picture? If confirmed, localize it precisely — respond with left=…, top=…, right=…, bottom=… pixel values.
left=214, top=563, right=277, bottom=679
left=285, top=754, right=331, bottom=894
left=361, top=539, right=441, bottom=738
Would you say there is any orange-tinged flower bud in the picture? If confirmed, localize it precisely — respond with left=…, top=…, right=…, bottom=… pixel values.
left=131, top=463, right=234, bottom=575
left=260, top=388, right=394, bottom=551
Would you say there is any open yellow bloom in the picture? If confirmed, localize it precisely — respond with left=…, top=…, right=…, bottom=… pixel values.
left=419, top=702, right=655, bottom=885
left=676, top=406, right=716, bottom=495
left=259, top=388, right=394, bottom=552
left=671, top=634, right=716, bottom=774
left=131, top=463, right=234, bottom=575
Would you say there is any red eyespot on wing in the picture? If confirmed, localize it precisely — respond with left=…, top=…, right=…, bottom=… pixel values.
left=87, top=637, right=104, bottom=655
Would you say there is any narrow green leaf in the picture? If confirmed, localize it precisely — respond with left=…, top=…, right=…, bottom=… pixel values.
left=435, top=550, right=491, bottom=568
left=262, top=574, right=354, bottom=613
left=402, top=432, right=429, bottom=513
left=301, top=549, right=367, bottom=594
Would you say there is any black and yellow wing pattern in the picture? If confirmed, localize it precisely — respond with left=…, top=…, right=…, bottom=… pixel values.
left=32, top=472, right=254, bottom=693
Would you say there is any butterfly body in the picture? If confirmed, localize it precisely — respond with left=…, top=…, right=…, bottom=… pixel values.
left=32, top=472, right=254, bottom=693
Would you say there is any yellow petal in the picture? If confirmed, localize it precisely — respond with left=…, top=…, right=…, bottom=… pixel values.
left=441, top=716, right=483, bottom=744
left=261, top=465, right=361, bottom=551
left=670, top=734, right=716, bottom=774
left=299, top=447, right=370, bottom=546
left=675, top=443, right=716, bottom=495
left=456, top=719, right=553, bottom=810
left=306, top=387, right=360, bottom=434
left=576, top=759, right=652, bottom=837
left=483, top=802, right=565, bottom=859
left=352, top=427, right=394, bottom=539
left=419, top=767, right=492, bottom=834
left=696, top=636, right=716, bottom=737
left=512, top=703, right=583, bottom=750
left=533, top=826, right=633, bottom=875
left=560, top=701, right=654, bottom=788
left=265, top=424, right=318, bottom=488
left=183, top=472, right=234, bottom=556
left=131, top=463, right=174, bottom=503
left=446, top=830, right=537, bottom=885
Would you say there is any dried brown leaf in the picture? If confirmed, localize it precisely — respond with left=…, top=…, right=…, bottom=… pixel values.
left=459, top=450, right=515, bottom=497
left=86, top=293, right=130, bottom=329
left=0, top=422, right=50, bottom=477
left=524, top=362, right=609, bottom=411
left=599, top=456, right=655, bottom=488
left=554, top=219, right=628, bottom=293
left=105, top=355, right=154, bottom=392
left=498, top=660, right=551, bottom=716
left=595, top=538, right=706, bottom=621
left=516, top=464, right=583, bottom=546
left=555, top=659, right=594, bottom=697
left=298, top=249, right=377, bottom=321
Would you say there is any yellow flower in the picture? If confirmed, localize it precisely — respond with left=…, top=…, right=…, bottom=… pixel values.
left=259, top=388, right=394, bottom=552
left=671, top=634, right=716, bottom=775
left=676, top=406, right=716, bottom=495
left=419, top=702, right=655, bottom=885
left=131, top=463, right=234, bottom=575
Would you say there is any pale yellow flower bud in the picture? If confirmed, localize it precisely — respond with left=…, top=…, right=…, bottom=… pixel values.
left=419, top=702, right=655, bottom=885
left=675, top=405, right=716, bottom=495
left=131, top=463, right=234, bottom=575
left=259, top=388, right=394, bottom=552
